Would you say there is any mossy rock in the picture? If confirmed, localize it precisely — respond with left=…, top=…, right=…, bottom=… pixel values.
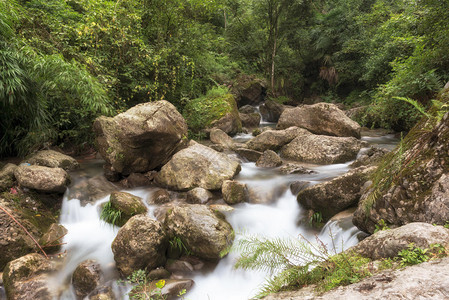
left=104, top=192, right=147, bottom=227
left=183, top=87, right=241, bottom=135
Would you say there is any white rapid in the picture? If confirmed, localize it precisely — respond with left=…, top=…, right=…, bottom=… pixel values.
left=49, top=131, right=398, bottom=300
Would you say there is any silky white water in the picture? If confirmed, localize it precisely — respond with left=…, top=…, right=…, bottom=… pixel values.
left=49, top=131, right=398, bottom=299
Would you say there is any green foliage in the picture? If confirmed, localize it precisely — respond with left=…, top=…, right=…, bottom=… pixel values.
left=234, top=234, right=372, bottom=297
left=373, top=219, right=390, bottom=233
left=183, top=86, right=236, bottom=135
left=100, top=201, right=122, bottom=227
left=169, top=236, right=191, bottom=256
left=123, top=270, right=167, bottom=300
left=398, top=243, right=429, bottom=267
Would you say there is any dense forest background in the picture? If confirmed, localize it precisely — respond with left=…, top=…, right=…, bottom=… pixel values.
left=1, top=0, right=448, bottom=157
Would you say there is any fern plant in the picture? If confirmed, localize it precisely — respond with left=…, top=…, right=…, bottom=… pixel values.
left=100, top=202, right=122, bottom=226
left=234, top=234, right=372, bottom=298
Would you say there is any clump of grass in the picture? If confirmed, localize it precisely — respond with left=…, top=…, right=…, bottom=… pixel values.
left=100, top=201, right=122, bottom=226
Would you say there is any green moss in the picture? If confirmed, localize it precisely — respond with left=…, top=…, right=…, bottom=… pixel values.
left=183, top=86, right=238, bottom=134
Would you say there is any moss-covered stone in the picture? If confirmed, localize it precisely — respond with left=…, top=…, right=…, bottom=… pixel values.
left=109, top=191, right=147, bottom=226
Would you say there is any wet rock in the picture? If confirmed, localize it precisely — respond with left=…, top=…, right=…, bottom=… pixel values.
left=109, top=192, right=147, bottom=226
left=256, top=150, right=282, bottom=168
left=94, top=100, right=188, bottom=176
left=234, top=148, right=263, bottom=162
left=72, top=260, right=102, bottom=299
left=156, top=141, right=241, bottom=191
left=239, top=112, right=261, bottom=128
left=3, top=253, right=58, bottom=300
left=210, top=128, right=235, bottom=149
left=352, top=222, right=449, bottom=260
left=246, top=127, right=310, bottom=152
left=281, top=134, right=364, bottom=164
left=0, top=163, right=17, bottom=192
left=164, top=205, right=234, bottom=260
left=148, top=268, right=171, bottom=280
left=147, top=189, right=171, bottom=205
left=289, top=181, right=311, bottom=195
left=112, top=215, right=168, bottom=277
left=186, top=188, right=213, bottom=204
left=222, top=180, right=248, bottom=205
left=14, top=165, right=70, bottom=193
left=38, top=223, right=67, bottom=254
left=279, top=163, right=315, bottom=175
left=259, top=99, right=289, bottom=123
left=26, top=150, right=79, bottom=171
left=277, top=103, right=361, bottom=138
left=165, top=259, right=194, bottom=274
left=209, top=204, right=234, bottom=213
left=68, top=175, right=118, bottom=205
left=89, top=286, right=116, bottom=300
left=297, top=166, right=376, bottom=220
left=350, top=146, right=390, bottom=168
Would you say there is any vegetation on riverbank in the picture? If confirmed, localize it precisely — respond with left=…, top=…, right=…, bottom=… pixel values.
left=234, top=233, right=449, bottom=298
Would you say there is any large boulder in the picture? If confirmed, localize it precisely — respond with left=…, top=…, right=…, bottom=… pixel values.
left=263, top=256, right=449, bottom=300
left=14, top=165, right=70, bottom=193
left=94, top=100, right=188, bottom=176
left=281, top=134, right=364, bottom=164
left=354, top=110, right=449, bottom=234
left=3, top=253, right=58, bottom=300
left=234, top=148, right=263, bottom=162
left=156, top=141, right=241, bottom=191
left=26, top=150, right=79, bottom=171
left=111, top=215, right=168, bottom=277
left=259, top=99, right=289, bottom=123
left=276, top=103, right=361, bottom=138
left=352, top=223, right=449, bottom=260
left=72, top=260, right=102, bottom=299
left=164, top=205, right=234, bottom=260
left=297, top=166, right=375, bottom=220
left=0, top=163, right=17, bottom=192
left=246, top=127, right=310, bottom=152
left=108, top=192, right=147, bottom=226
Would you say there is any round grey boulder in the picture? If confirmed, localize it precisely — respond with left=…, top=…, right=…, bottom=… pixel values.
left=276, top=102, right=361, bottom=138
left=164, top=205, right=234, bottom=260
left=156, top=141, right=241, bottom=191
left=72, top=260, right=102, bottom=299
left=112, top=215, right=168, bottom=277
left=14, top=165, right=70, bottom=193
left=281, top=134, right=364, bottom=164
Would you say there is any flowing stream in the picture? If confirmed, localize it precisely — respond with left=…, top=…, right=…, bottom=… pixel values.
left=50, top=128, right=398, bottom=300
